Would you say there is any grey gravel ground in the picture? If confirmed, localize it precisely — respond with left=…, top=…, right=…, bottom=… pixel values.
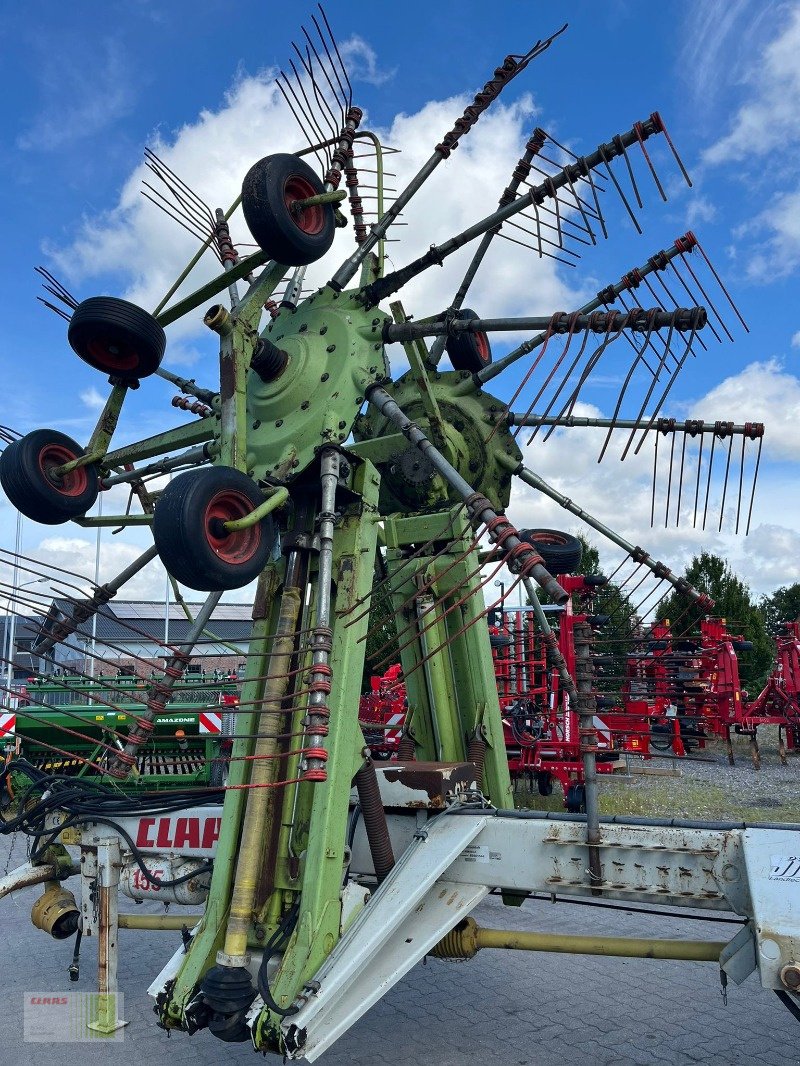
left=1, top=830, right=798, bottom=1066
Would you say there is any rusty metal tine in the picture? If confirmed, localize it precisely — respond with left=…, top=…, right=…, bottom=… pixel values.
left=542, top=325, right=623, bottom=439
left=516, top=207, right=594, bottom=244
left=651, top=432, right=659, bottom=526
left=621, top=319, right=676, bottom=460
left=718, top=434, right=735, bottom=532
left=667, top=260, right=723, bottom=344
left=585, top=167, right=608, bottom=239
left=745, top=436, right=763, bottom=536
left=36, top=297, right=72, bottom=322
left=679, top=254, right=735, bottom=342
left=616, top=293, right=659, bottom=376
left=614, top=135, right=643, bottom=209
left=544, top=132, right=609, bottom=188
left=505, top=219, right=581, bottom=258
left=631, top=321, right=698, bottom=457
left=735, top=434, right=747, bottom=535
left=654, top=112, right=692, bottom=186
left=633, top=122, right=667, bottom=201
left=529, top=166, right=602, bottom=220
left=34, top=267, right=78, bottom=307
left=702, top=432, right=717, bottom=531
left=525, top=315, right=586, bottom=419
left=277, top=73, right=329, bottom=170
left=598, top=146, right=642, bottom=234
left=288, top=57, right=331, bottom=156
left=302, top=28, right=345, bottom=130
left=676, top=429, right=688, bottom=527
left=497, top=231, right=577, bottom=267
left=528, top=325, right=592, bottom=439
left=293, top=44, right=339, bottom=143
left=664, top=430, right=676, bottom=527
left=144, top=148, right=216, bottom=226
left=310, top=13, right=348, bottom=121
left=693, top=236, right=749, bottom=332
left=564, top=168, right=597, bottom=244
left=692, top=432, right=704, bottom=528
left=647, top=271, right=708, bottom=353
left=317, top=4, right=353, bottom=109
left=598, top=312, right=658, bottom=462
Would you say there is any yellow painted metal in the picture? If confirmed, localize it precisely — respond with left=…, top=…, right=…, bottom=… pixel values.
left=222, top=487, right=289, bottom=532
left=222, top=586, right=302, bottom=961
left=432, top=917, right=726, bottom=963
left=119, top=913, right=203, bottom=930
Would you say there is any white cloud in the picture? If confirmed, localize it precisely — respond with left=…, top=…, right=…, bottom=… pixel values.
left=690, top=359, right=800, bottom=462
left=793, top=331, right=800, bottom=348
left=18, top=37, right=136, bottom=152
left=44, top=70, right=583, bottom=374
left=701, top=3, right=800, bottom=279
left=80, top=387, right=106, bottom=412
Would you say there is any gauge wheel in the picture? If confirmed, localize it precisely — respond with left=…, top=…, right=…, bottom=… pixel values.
left=536, top=771, right=554, bottom=796
left=565, top=782, right=586, bottom=813
left=445, top=308, right=492, bottom=373
left=153, top=466, right=276, bottom=591
left=0, top=429, right=99, bottom=524
left=68, top=297, right=166, bottom=381
left=518, top=528, right=583, bottom=575
left=242, top=153, right=336, bottom=266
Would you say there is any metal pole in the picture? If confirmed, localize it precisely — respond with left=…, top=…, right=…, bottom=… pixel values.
left=88, top=494, right=102, bottom=679
left=366, top=386, right=567, bottom=605
left=575, top=620, right=602, bottom=893
left=383, top=308, right=705, bottom=343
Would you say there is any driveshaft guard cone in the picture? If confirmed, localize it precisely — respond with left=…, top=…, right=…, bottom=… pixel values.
left=200, top=964, right=256, bottom=1043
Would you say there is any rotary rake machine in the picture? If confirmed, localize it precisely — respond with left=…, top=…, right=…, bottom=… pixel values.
left=1, top=10, right=799, bottom=1057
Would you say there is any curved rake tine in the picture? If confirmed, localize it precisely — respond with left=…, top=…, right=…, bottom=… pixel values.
left=276, top=75, right=328, bottom=172
left=692, top=234, right=749, bottom=333
left=745, top=435, right=763, bottom=536
left=667, top=259, right=723, bottom=344
left=718, top=430, right=735, bottom=532
left=692, top=429, right=705, bottom=528
left=598, top=145, right=642, bottom=234
left=542, top=325, right=624, bottom=442
left=304, top=20, right=347, bottom=127
left=676, top=255, right=734, bottom=343
left=631, top=318, right=700, bottom=456
left=675, top=428, right=688, bottom=528
left=526, top=324, right=592, bottom=441
left=36, top=297, right=72, bottom=322
left=642, top=270, right=708, bottom=353
left=735, top=434, right=747, bottom=536
left=144, top=149, right=216, bottom=230
left=293, top=41, right=339, bottom=144
left=651, top=112, right=692, bottom=187
left=316, top=4, right=353, bottom=110
left=289, top=56, right=334, bottom=154
left=633, top=120, right=667, bottom=201
left=613, top=134, right=643, bottom=209
left=620, top=318, right=676, bottom=460
left=664, top=429, right=677, bottom=527
left=34, top=267, right=78, bottom=309
left=651, top=431, right=659, bottom=526
left=597, top=310, right=659, bottom=462
left=702, top=432, right=718, bottom=531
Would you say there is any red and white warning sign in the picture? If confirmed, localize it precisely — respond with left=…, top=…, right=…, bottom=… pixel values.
left=199, top=710, right=222, bottom=735
left=0, top=712, right=16, bottom=738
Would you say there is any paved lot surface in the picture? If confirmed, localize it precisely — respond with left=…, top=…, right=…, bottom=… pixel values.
left=1, top=833, right=796, bottom=1066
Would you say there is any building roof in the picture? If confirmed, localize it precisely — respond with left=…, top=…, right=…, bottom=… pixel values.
left=33, top=599, right=252, bottom=651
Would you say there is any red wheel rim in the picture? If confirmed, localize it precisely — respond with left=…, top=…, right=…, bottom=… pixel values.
left=38, top=444, right=88, bottom=497
left=475, top=332, right=490, bottom=363
left=284, top=175, right=325, bottom=235
left=86, top=335, right=140, bottom=372
left=205, top=490, right=262, bottom=566
left=534, top=533, right=567, bottom=546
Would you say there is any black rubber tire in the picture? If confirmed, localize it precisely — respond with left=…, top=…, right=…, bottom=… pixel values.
left=649, top=723, right=674, bottom=751
left=0, top=429, right=99, bottom=525
left=153, top=466, right=276, bottom=591
left=489, top=633, right=513, bottom=649
left=518, top=528, right=582, bottom=576
left=565, top=783, right=586, bottom=814
left=732, top=639, right=753, bottom=652
left=445, top=309, right=492, bottom=373
left=242, top=153, right=335, bottom=266
left=68, top=297, right=166, bottom=381
left=536, top=771, right=554, bottom=797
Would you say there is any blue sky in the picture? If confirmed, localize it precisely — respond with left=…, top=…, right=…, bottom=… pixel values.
left=1, top=0, right=799, bottom=607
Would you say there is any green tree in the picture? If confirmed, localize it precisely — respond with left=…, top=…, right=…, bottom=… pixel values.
left=656, top=552, right=773, bottom=692
left=761, top=583, right=800, bottom=638
left=360, top=556, right=400, bottom=692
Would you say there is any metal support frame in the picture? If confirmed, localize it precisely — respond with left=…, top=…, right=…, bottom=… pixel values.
left=81, top=837, right=127, bottom=1034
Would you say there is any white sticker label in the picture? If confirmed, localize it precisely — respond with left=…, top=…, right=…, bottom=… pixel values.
left=770, top=856, right=800, bottom=882
left=462, top=844, right=490, bottom=863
